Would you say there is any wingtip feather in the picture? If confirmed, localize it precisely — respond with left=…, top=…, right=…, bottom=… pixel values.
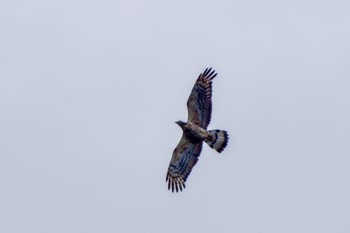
left=166, top=175, right=187, bottom=193
left=199, top=67, right=217, bottom=81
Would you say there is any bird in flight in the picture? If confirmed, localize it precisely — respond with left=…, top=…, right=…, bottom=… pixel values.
left=166, top=68, right=229, bottom=192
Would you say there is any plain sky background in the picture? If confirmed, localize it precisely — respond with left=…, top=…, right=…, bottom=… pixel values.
left=1, top=0, right=350, bottom=232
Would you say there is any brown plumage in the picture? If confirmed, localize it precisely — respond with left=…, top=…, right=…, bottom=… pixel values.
left=166, top=68, right=229, bottom=192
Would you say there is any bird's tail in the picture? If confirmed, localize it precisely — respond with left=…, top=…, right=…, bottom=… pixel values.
left=205, top=130, right=229, bottom=153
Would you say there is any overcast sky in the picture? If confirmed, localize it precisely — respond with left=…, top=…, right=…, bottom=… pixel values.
left=1, top=0, right=350, bottom=232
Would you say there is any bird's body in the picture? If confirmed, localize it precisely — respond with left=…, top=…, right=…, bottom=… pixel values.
left=177, top=121, right=210, bottom=143
left=166, top=68, right=229, bottom=192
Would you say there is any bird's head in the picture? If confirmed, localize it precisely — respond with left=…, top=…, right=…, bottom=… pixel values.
left=175, top=120, right=186, bottom=128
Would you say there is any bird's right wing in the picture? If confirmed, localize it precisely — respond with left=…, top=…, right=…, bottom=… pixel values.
left=166, top=135, right=203, bottom=192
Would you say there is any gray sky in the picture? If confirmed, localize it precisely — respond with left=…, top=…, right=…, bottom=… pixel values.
left=1, top=0, right=350, bottom=232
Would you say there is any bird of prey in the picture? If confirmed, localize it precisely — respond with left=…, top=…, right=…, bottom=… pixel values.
left=166, top=68, right=229, bottom=192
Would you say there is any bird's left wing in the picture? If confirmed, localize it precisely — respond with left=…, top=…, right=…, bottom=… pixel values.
left=166, top=135, right=203, bottom=192
left=187, top=68, right=217, bottom=129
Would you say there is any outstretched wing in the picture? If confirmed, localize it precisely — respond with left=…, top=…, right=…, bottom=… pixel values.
left=166, top=135, right=203, bottom=192
left=187, top=68, right=217, bottom=129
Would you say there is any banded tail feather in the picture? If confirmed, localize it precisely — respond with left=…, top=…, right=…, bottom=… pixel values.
left=205, top=130, right=229, bottom=153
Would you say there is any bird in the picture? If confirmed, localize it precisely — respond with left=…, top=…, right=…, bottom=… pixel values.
left=166, top=68, right=229, bottom=192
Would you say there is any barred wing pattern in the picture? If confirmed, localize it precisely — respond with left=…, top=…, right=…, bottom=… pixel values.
left=187, top=68, right=217, bottom=129
left=166, top=135, right=203, bottom=192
